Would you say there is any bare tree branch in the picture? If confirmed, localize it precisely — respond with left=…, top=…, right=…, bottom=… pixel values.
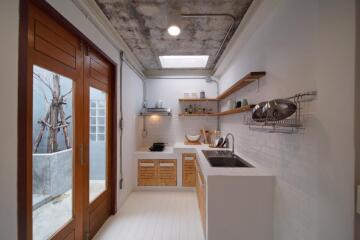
left=61, top=89, right=72, bottom=98
left=33, top=72, right=52, bottom=93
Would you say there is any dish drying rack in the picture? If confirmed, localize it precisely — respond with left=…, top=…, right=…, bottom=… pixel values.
left=245, top=91, right=317, bottom=133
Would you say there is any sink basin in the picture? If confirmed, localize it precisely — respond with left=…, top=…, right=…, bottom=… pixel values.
left=202, top=150, right=253, bottom=168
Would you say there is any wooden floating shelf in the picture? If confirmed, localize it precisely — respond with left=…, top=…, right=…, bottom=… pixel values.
left=179, top=98, right=218, bottom=102
left=179, top=106, right=254, bottom=117
left=178, top=113, right=215, bottom=117
left=216, top=71, right=266, bottom=100
left=215, top=105, right=253, bottom=116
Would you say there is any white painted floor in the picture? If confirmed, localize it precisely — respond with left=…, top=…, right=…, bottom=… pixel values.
left=94, top=191, right=205, bottom=240
left=33, top=180, right=105, bottom=240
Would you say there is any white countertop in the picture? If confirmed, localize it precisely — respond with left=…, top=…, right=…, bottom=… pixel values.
left=134, top=146, right=176, bottom=159
left=136, top=142, right=274, bottom=178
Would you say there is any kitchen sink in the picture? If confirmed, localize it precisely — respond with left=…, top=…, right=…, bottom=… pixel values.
left=202, top=150, right=253, bottom=168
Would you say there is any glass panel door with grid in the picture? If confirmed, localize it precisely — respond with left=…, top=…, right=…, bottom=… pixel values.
left=89, top=87, right=107, bottom=202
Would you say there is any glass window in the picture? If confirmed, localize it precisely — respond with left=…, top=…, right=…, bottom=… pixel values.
left=89, top=87, right=107, bottom=202
left=32, top=65, right=73, bottom=240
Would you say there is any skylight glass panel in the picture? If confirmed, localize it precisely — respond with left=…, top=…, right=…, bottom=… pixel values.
left=159, top=55, right=209, bottom=69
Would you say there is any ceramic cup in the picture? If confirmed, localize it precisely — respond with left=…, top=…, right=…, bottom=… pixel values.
left=241, top=98, right=248, bottom=106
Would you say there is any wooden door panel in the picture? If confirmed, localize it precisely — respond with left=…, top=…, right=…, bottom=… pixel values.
left=34, top=35, right=76, bottom=68
left=90, top=58, right=110, bottom=77
left=89, top=199, right=111, bottom=238
left=22, top=2, right=115, bottom=240
left=84, top=46, right=115, bottom=238
left=34, top=20, right=77, bottom=57
left=30, top=5, right=79, bottom=70
left=27, top=3, right=84, bottom=240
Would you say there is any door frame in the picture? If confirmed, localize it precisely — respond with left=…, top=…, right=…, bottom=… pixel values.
left=18, top=0, right=118, bottom=239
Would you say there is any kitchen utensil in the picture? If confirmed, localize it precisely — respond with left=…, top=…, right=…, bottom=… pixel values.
left=263, top=99, right=297, bottom=121
left=149, top=142, right=166, bottom=152
left=227, top=99, right=236, bottom=110
left=252, top=101, right=267, bottom=122
left=185, top=134, right=201, bottom=142
left=241, top=98, right=248, bottom=106
left=155, top=100, right=163, bottom=108
left=216, top=137, right=224, bottom=147
left=200, top=90, right=205, bottom=99
left=236, top=101, right=242, bottom=108
left=220, top=138, right=228, bottom=148
left=201, top=128, right=208, bottom=144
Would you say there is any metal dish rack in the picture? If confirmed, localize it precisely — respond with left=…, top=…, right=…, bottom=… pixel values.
left=245, top=91, right=317, bottom=133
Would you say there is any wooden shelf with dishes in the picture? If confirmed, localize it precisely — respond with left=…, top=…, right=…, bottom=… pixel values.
left=215, top=105, right=254, bottom=116
left=178, top=71, right=266, bottom=117
left=179, top=98, right=218, bottom=102
left=216, top=71, right=266, bottom=100
left=178, top=113, right=215, bottom=117
left=178, top=106, right=254, bottom=117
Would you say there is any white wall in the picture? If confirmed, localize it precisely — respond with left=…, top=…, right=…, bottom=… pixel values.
left=120, top=63, right=143, bottom=204
left=0, top=1, right=19, bottom=239
left=216, top=0, right=356, bottom=239
left=142, top=78, right=218, bottom=146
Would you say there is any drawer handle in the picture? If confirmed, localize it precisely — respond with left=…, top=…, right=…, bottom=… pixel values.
left=160, top=163, right=174, bottom=167
left=140, top=163, right=155, bottom=167
left=184, top=157, right=194, bottom=160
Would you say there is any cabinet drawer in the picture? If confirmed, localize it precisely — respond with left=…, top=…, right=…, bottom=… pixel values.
left=138, top=160, right=158, bottom=186
left=158, top=160, right=177, bottom=186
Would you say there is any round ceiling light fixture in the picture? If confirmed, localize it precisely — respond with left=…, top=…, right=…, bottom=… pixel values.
left=167, top=25, right=181, bottom=36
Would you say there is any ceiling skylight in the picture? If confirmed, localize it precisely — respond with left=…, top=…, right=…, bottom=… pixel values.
left=159, top=55, right=209, bottom=69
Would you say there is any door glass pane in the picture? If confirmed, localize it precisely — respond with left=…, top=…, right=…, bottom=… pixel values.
left=32, top=65, right=73, bottom=240
left=89, top=87, right=107, bottom=202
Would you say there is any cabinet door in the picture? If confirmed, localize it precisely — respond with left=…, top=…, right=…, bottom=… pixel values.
left=182, top=153, right=196, bottom=187
left=195, top=159, right=206, bottom=234
left=158, top=160, right=177, bottom=186
left=138, top=160, right=158, bottom=186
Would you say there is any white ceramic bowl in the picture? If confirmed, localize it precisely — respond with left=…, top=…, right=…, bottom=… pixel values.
left=185, top=134, right=201, bottom=142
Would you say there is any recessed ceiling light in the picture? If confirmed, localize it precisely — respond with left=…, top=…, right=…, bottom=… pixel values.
left=159, top=55, right=209, bottom=68
left=167, top=25, right=181, bottom=36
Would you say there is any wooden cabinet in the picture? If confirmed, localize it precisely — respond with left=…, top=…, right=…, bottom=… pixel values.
left=182, top=153, right=196, bottom=187
left=138, top=160, right=158, bottom=186
left=158, top=160, right=177, bottom=186
left=195, top=158, right=206, bottom=234
left=138, top=159, right=176, bottom=186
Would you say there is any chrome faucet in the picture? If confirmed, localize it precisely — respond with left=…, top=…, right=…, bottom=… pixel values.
left=224, top=133, right=235, bottom=155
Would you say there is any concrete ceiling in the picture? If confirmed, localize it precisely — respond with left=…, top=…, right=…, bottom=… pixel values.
left=95, top=0, right=253, bottom=71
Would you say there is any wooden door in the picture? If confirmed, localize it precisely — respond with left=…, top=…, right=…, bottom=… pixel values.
left=20, top=1, right=116, bottom=239
left=83, top=47, right=114, bottom=239
left=27, top=3, right=84, bottom=240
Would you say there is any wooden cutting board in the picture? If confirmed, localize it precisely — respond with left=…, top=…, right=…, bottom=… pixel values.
left=184, top=141, right=201, bottom=145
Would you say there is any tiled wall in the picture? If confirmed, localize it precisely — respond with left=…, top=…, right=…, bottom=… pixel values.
left=142, top=78, right=218, bottom=146
left=217, top=0, right=356, bottom=239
